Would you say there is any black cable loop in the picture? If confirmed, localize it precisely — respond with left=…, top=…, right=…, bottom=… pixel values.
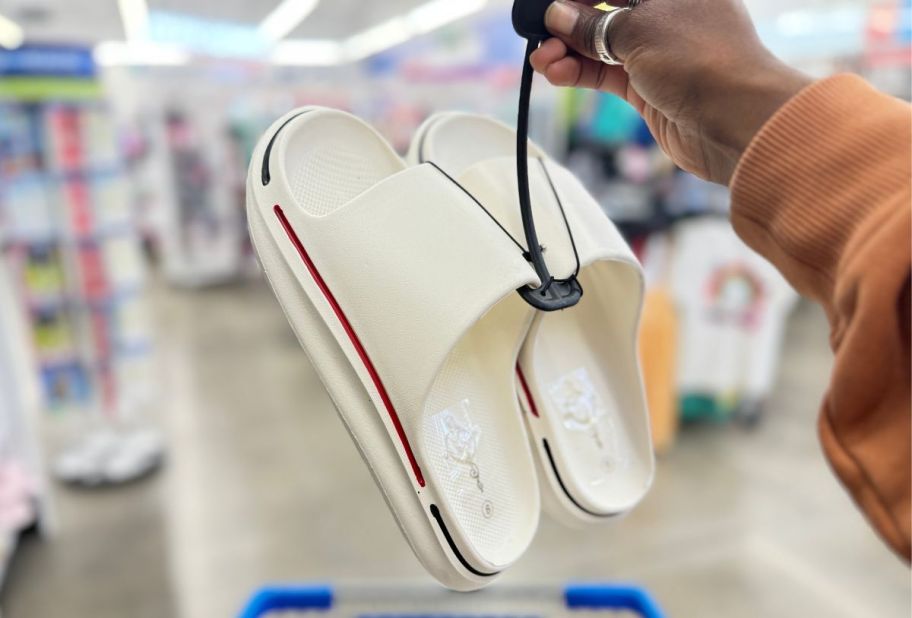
left=425, top=1, right=584, bottom=311
left=425, top=160, right=527, bottom=254
left=514, top=37, right=583, bottom=310
left=537, top=157, right=582, bottom=278
left=516, top=38, right=546, bottom=280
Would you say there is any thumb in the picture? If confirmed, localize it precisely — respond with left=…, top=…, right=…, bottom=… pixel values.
left=544, top=0, right=632, bottom=62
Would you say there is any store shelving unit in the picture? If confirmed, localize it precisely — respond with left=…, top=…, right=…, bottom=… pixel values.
left=0, top=46, right=153, bottom=417
left=0, top=256, right=49, bottom=588
left=0, top=46, right=159, bottom=498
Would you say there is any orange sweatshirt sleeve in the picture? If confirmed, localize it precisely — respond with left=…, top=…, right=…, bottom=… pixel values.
left=730, top=74, right=911, bottom=561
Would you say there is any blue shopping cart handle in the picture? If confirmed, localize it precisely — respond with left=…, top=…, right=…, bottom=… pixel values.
left=565, top=583, right=665, bottom=618
left=239, top=585, right=333, bottom=618
left=239, top=583, right=665, bottom=617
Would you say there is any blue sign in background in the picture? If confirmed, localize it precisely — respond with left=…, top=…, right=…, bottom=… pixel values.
left=0, top=45, right=96, bottom=78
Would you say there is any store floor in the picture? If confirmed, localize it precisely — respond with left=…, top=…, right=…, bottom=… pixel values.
left=3, top=277, right=909, bottom=618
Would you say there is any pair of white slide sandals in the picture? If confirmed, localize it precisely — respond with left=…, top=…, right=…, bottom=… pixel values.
left=246, top=106, right=654, bottom=591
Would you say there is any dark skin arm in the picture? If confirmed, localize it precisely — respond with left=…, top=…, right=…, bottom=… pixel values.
left=531, top=0, right=812, bottom=184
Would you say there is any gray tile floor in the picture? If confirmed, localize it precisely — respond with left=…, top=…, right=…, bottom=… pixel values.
left=2, top=278, right=909, bottom=617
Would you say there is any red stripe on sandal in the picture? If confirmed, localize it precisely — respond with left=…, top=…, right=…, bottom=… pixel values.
left=274, top=204, right=426, bottom=488
left=516, top=365, right=539, bottom=418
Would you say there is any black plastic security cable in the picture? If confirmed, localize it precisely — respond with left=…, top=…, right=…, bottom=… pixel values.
left=538, top=157, right=581, bottom=278
left=515, top=37, right=583, bottom=307
left=427, top=0, right=584, bottom=311
left=516, top=38, right=549, bottom=285
left=426, top=161, right=528, bottom=255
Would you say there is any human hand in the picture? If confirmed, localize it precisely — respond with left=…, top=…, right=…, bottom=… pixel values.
left=531, top=0, right=812, bottom=184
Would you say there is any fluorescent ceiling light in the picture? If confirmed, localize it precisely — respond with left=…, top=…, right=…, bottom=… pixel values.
left=94, top=41, right=189, bottom=66
left=776, top=7, right=862, bottom=37
left=95, top=0, right=487, bottom=67
left=344, top=0, right=488, bottom=61
left=118, top=0, right=150, bottom=41
left=271, top=39, right=343, bottom=65
left=259, top=0, right=321, bottom=42
left=0, top=12, right=25, bottom=49
left=345, top=16, right=410, bottom=60
left=407, top=0, right=487, bottom=35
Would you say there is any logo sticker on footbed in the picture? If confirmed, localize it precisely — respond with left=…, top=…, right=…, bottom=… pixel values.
left=548, top=367, right=628, bottom=476
left=432, top=400, right=492, bottom=516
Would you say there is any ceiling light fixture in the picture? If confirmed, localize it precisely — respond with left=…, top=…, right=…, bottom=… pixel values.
left=259, top=0, right=321, bottom=42
left=117, top=0, right=150, bottom=42
left=407, top=0, right=487, bottom=35
left=344, top=16, right=411, bottom=61
left=271, top=39, right=343, bottom=65
left=0, top=12, right=25, bottom=49
left=95, top=0, right=488, bottom=67
left=344, top=0, right=488, bottom=61
left=94, top=41, right=189, bottom=66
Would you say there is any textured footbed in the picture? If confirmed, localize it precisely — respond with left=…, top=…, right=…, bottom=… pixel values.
left=283, top=113, right=402, bottom=217
left=421, top=294, right=537, bottom=566
left=414, top=114, right=544, bottom=176
left=525, top=264, right=652, bottom=514
left=416, top=113, right=653, bottom=518
left=256, top=109, right=539, bottom=579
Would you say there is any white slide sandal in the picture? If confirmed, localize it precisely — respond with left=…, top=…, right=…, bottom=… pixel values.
left=410, top=113, right=654, bottom=526
left=247, top=107, right=542, bottom=590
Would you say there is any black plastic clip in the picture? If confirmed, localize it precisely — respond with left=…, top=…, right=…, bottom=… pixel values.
left=512, top=0, right=556, bottom=39
left=512, top=0, right=583, bottom=312
left=519, top=273, right=584, bottom=311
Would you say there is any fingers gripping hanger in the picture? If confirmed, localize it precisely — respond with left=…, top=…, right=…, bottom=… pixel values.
left=512, top=0, right=583, bottom=311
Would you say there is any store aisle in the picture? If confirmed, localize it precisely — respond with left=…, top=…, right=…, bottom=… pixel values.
left=1, top=457, right=175, bottom=617
left=3, top=277, right=909, bottom=618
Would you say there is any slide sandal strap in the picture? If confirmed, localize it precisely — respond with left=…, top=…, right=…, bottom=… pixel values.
left=266, top=164, right=538, bottom=416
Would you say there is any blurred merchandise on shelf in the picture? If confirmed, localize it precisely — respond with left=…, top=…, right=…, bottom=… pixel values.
left=0, top=44, right=162, bottom=499
left=636, top=235, right=678, bottom=455
left=52, top=425, right=164, bottom=486
left=154, top=108, right=243, bottom=287
left=559, top=91, right=678, bottom=231
left=669, top=218, right=799, bottom=424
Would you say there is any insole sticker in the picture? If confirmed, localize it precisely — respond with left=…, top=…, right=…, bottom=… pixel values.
left=547, top=367, right=630, bottom=480
left=431, top=400, right=494, bottom=519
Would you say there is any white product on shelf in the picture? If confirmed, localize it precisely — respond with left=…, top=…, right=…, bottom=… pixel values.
left=101, top=233, right=146, bottom=290
left=670, top=217, right=799, bottom=404
left=53, top=426, right=164, bottom=486
left=91, top=173, right=133, bottom=229
left=2, top=177, right=55, bottom=243
left=81, top=107, right=121, bottom=169
left=155, top=110, right=243, bottom=287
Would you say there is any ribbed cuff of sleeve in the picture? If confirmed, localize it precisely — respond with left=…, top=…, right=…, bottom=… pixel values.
left=730, top=74, right=911, bottom=302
